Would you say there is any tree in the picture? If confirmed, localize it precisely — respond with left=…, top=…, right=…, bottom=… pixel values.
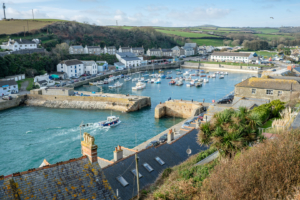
left=223, top=40, right=231, bottom=46
left=198, top=108, right=262, bottom=158
left=277, top=44, right=285, bottom=51
left=231, top=39, right=240, bottom=46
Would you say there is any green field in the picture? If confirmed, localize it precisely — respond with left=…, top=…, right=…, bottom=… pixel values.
left=251, top=28, right=280, bottom=34
left=255, top=51, right=278, bottom=57
left=254, top=33, right=294, bottom=40
left=190, top=39, right=224, bottom=46
left=27, top=19, right=68, bottom=22
left=156, top=29, right=220, bottom=38
left=0, top=20, right=54, bottom=35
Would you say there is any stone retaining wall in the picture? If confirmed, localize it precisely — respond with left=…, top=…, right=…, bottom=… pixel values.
left=0, top=95, right=26, bottom=111
left=155, top=100, right=204, bottom=119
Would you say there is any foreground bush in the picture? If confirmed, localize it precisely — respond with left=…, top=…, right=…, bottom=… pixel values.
left=201, top=129, right=300, bottom=200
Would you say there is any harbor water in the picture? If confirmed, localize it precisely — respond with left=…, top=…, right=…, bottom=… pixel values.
left=0, top=69, right=252, bottom=175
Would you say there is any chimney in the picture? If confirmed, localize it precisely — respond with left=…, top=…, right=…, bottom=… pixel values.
left=167, top=129, right=174, bottom=143
left=114, top=145, right=123, bottom=162
left=81, top=132, right=98, bottom=163
left=20, top=38, right=22, bottom=42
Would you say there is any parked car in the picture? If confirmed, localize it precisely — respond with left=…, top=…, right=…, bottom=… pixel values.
left=91, top=74, right=96, bottom=77
left=86, top=76, right=91, bottom=79
left=217, top=99, right=231, bottom=104
left=55, top=84, right=60, bottom=87
left=61, top=82, right=66, bottom=86
left=81, top=74, right=87, bottom=76
left=97, top=73, right=103, bottom=76
left=74, top=79, right=79, bottom=82
left=159, top=134, right=168, bottom=143
left=70, top=80, right=74, bottom=83
left=73, top=76, right=79, bottom=79
left=80, top=78, right=85, bottom=81
left=181, top=120, right=192, bottom=128
left=146, top=140, right=160, bottom=148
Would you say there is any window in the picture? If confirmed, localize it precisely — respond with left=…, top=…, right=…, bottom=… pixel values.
left=143, top=163, right=154, bottom=172
left=116, top=176, right=129, bottom=187
left=278, top=91, right=282, bottom=96
left=252, top=89, right=256, bottom=94
left=71, top=70, right=72, bottom=72
left=131, top=169, right=143, bottom=178
left=155, top=157, right=165, bottom=165
left=266, top=90, right=273, bottom=95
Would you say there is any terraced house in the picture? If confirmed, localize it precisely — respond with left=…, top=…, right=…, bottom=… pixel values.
left=131, top=46, right=144, bottom=56
left=84, top=45, right=103, bottom=55
left=147, top=48, right=161, bottom=57
left=57, top=59, right=84, bottom=78
left=211, top=52, right=254, bottom=63
left=69, top=45, right=84, bottom=54
left=0, top=38, right=38, bottom=51
left=104, top=46, right=116, bottom=55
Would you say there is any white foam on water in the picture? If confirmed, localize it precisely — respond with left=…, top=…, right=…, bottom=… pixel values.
left=25, top=131, right=32, bottom=134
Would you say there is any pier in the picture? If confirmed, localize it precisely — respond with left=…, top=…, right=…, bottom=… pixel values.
left=26, top=88, right=151, bottom=112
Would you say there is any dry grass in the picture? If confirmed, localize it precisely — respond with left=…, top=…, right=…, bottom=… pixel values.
left=200, top=129, right=300, bottom=200
left=0, top=20, right=53, bottom=34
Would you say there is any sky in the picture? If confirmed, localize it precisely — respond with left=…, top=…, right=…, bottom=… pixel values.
left=0, top=0, right=299, bottom=27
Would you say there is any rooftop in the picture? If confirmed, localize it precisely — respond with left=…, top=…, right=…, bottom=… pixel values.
left=148, top=49, right=160, bottom=51
left=116, top=52, right=136, bottom=58
left=0, top=80, right=17, bottom=87
left=122, top=57, right=141, bottom=61
left=114, top=62, right=125, bottom=66
left=0, top=156, right=116, bottom=199
left=184, top=43, right=197, bottom=48
left=235, top=77, right=300, bottom=91
left=131, top=47, right=144, bottom=50
left=60, top=59, right=83, bottom=66
left=81, top=60, right=96, bottom=66
left=70, top=45, right=83, bottom=49
left=212, top=52, right=252, bottom=57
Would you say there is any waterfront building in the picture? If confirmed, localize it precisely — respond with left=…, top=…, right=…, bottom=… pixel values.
left=183, top=47, right=194, bottom=56
left=69, top=45, right=84, bottom=54
left=131, top=46, right=144, bottom=56
left=183, top=43, right=198, bottom=55
left=81, top=60, right=98, bottom=75
left=50, top=71, right=67, bottom=80
left=211, top=52, right=254, bottom=63
left=56, top=59, right=84, bottom=78
left=84, top=45, right=103, bottom=55
left=146, top=48, right=162, bottom=57
left=0, top=133, right=116, bottom=199
left=114, top=62, right=126, bottom=70
left=96, top=61, right=109, bottom=71
left=118, top=46, right=131, bottom=53
left=206, top=46, right=215, bottom=53
left=99, top=129, right=208, bottom=200
left=235, top=76, right=300, bottom=102
left=0, top=38, right=38, bottom=51
left=104, top=46, right=116, bottom=55
left=172, top=46, right=185, bottom=57
left=116, top=52, right=142, bottom=68
left=4, top=74, right=25, bottom=81
left=161, top=48, right=173, bottom=57
left=0, top=80, right=18, bottom=95
left=198, top=46, right=207, bottom=55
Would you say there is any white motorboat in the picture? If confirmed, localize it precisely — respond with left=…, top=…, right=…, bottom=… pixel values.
left=176, top=80, right=183, bottom=86
left=212, top=74, right=216, bottom=78
left=132, top=81, right=146, bottom=90
left=225, top=72, right=228, bottom=75
left=219, top=75, right=224, bottom=79
left=132, top=78, right=139, bottom=82
left=98, top=116, right=120, bottom=127
left=195, top=82, right=202, bottom=87
left=124, top=77, right=132, bottom=81
left=199, top=78, right=204, bottom=82
left=176, top=72, right=183, bottom=75
left=186, top=84, right=191, bottom=87
left=109, top=81, right=123, bottom=89
left=204, top=79, right=209, bottom=83
left=155, top=78, right=161, bottom=84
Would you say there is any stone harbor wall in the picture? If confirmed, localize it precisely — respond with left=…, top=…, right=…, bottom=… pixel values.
left=0, top=95, right=26, bottom=111
left=155, top=100, right=204, bottom=119
left=25, top=94, right=151, bottom=112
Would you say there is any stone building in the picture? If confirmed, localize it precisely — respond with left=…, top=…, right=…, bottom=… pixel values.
left=235, top=77, right=300, bottom=102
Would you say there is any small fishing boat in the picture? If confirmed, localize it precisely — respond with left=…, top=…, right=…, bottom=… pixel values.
left=90, top=81, right=103, bottom=85
left=204, top=79, right=209, bottom=83
left=199, top=78, right=204, bottom=82
left=169, top=80, right=176, bottom=85
left=225, top=72, right=228, bottom=75
left=176, top=69, right=181, bottom=71
left=161, top=74, right=166, bottom=79
left=190, top=81, right=195, bottom=86
left=207, top=75, right=211, bottom=78
left=191, top=74, right=196, bottom=76
left=195, top=82, right=202, bottom=87
left=200, top=75, right=207, bottom=77
left=103, top=80, right=108, bottom=84
left=167, top=71, right=172, bottom=74
left=176, top=81, right=183, bottom=86
left=176, top=72, right=183, bottom=75
left=219, top=75, right=224, bottom=79
left=212, top=74, right=216, bottom=78
left=158, top=70, right=164, bottom=73
left=132, top=81, right=146, bottom=90
left=99, top=116, right=120, bottom=127
left=166, top=76, right=172, bottom=79
left=155, top=78, right=161, bottom=84
left=132, top=78, right=139, bottom=82
left=109, top=81, right=123, bottom=89
left=124, top=77, right=132, bottom=81
left=142, top=74, right=149, bottom=77
left=186, top=84, right=191, bottom=87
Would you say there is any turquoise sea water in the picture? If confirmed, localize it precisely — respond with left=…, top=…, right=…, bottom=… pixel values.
left=0, top=69, right=252, bottom=175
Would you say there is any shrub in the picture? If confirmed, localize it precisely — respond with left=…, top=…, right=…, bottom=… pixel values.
left=201, top=129, right=300, bottom=200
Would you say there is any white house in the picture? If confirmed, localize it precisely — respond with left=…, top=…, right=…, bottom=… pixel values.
left=0, top=38, right=38, bottom=51
left=147, top=48, right=161, bottom=57
left=84, top=46, right=103, bottom=55
left=69, top=45, right=84, bottom=54
left=104, top=46, right=116, bottom=55
left=0, top=80, right=18, bottom=96
left=198, top=46, right=207, bottom=55
left=206, top=46, right=215, bottom=53
left=34, top=74, right=55, bottom=87
left=172, top=46, right=185, bottom=57
left=81, top=61, right=98, bottom=75
left=183, top=47, right=194, bottom=56
left=183, top=43, right=198, bottom=55
left=118, top=46, right=131, bottom=53
left=210, top=52, right=254, bottom=63
left=116, top=52, right=142, bottom=68
left=161, top=49, right=173, bottom=57
left=56, top=59, right=84, bottom=78
left=96, top=61, right=108, bottom=72
left=131, top=47, right=144, bottom=56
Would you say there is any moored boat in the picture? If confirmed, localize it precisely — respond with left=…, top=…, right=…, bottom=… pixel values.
left=99, top=116, right=120, bottom=127
left=169, top=80, right=176, bottom=85
left=132, top=81, right=146, bottom=90
left=195, top=82, right=202, bottom=87
left=176, top=80, right=183, bottom=86
left=219, top=75, right=224, bottom=79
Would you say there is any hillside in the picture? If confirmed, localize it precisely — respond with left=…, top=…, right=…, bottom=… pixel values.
left=0, top=20, right=181, bottom=51
left=0, top=19, right=55, bottom=34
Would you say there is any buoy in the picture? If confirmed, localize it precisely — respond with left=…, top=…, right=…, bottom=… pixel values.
left=212, top=99, right=215, bottom=103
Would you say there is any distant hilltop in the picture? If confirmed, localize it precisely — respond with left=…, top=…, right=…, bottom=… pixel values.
left=198, top=24, right=219, bottom=28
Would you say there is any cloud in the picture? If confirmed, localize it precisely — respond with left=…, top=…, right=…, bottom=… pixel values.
left=286, top=9, right=292, bottom=12
left=261, top=4, right=275, bottom=9
left=145, top=5, right=168, bottom=12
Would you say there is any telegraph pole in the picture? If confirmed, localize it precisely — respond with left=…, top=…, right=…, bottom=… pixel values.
left=32, top=9, right=34, bottom=19
left=135, top=153, right=140, bottom=199
left=23, top=26, right=25, bottom=37
left=3, top=3, right=6, bottom=19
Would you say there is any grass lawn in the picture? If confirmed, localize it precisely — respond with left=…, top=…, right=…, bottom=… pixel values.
left=256, top=51, right=278, bottom=57
left=190, top=39, right=224, bottom=46
left=262, top=119, right=275, bottom=128
left=17, top=78, right=34, bottom=91
left=156, top=29, right=220, bottom=38
left=187, top=60, right=268, bottom=67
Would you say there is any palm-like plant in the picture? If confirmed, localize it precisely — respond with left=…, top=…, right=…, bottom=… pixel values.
left=198, top=107, right=261, bottom=158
